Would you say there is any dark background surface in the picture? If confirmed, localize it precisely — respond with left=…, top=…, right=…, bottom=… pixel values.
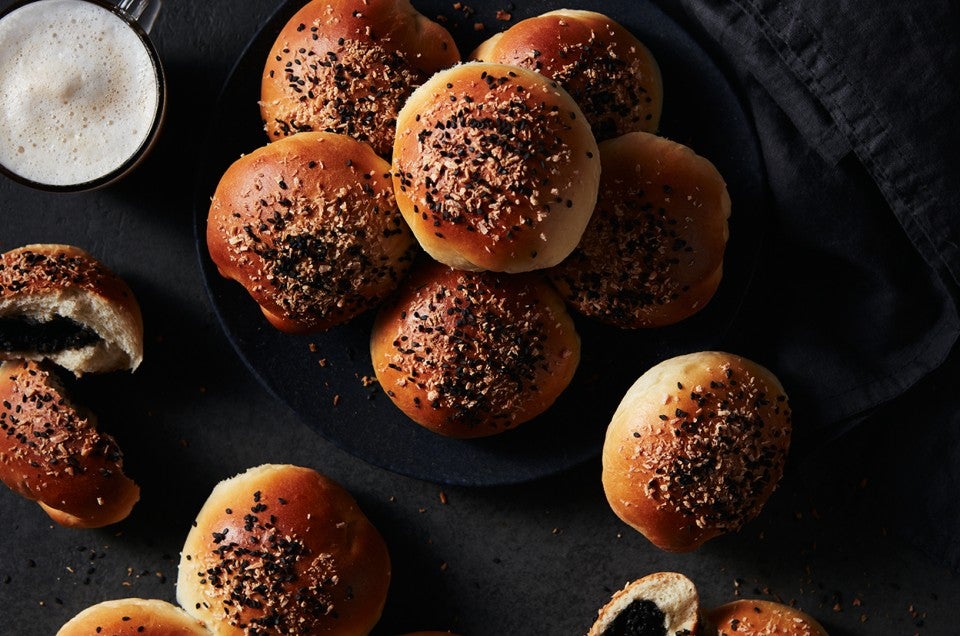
left=1, top=0, right=959, bottom=634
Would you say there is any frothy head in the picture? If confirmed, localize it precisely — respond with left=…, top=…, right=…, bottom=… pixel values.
left=0, top=0, right=162, bottom=188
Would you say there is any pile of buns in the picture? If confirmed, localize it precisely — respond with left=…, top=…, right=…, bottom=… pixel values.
left=2, top=2, right=825, bottom=634
left=204, top=0, right=789, bottom=563
left=206, top=0, right=732, bottom=440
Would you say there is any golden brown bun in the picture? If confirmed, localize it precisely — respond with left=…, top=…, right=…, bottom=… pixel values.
left=588, top=572, right=702, bottom=636
left=370, top=260, right=580, bottom=438
left=392, top=62, right=600, bottom=273
left=261, top=0, right=459, bottom=156
left=549, top=132, right=731, bottom=328
left=601, top=352, right=791, bottom=552
left=0, top=360, right=139, bottom=528
left=206, top=132, right=417, bottom=333
left=706, top=600, right=828, bottom=636
left=57, top=598, right=211, bottom=635
left=177, top=464, right=391, bottom=636
left=472, top=10, right=663, bottom=140
left=0, top=244, right=144, bottom=375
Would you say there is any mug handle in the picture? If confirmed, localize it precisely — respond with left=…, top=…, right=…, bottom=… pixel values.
left=112, top=0, right=161, bottom=33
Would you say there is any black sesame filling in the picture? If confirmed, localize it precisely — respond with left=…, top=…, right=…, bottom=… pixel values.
left=0, top=315, right=100, bottom=354
left=603, top=598, right=667, bottom=636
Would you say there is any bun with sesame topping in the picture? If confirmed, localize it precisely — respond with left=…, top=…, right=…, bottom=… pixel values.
left=0, top=244, right=144, bottom=375
left=601, top=351, right=791, bottom=552
left=392, top=61, right=600, bottom=273
left=549, top=132, right=731, bottom=328
left=260, top=0, right=460, bottom=157
left=370, top=260, right=580, bottom=438
left=0, top=359, right=140, bottom=528
left=57, top=598, right=211, bottom=636
left=705, top=599, right=828, bottom=636
left=206, top=131, right=417, bottom=333
left=177, top=464, right=391, bottom=636
left=587, top=572, right=703, bottom=636
left=471, top=10, right=663, bottom=141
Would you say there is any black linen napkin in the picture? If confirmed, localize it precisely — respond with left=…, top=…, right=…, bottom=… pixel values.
left=659, top=0, right=960, bottom=567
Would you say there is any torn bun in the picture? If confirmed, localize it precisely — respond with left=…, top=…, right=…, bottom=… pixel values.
left=261, top=0, right=459, bottom=156
left=0, top=244, right=143, bottom=375
left=57, top=598, right=210, bottom=636
left=588, top=572, right=702, bottom=636
left=392, top=62, right=600, bottom=273
left=549, top=132, right=731, bottom=328
left=706, top=600, right=828, bottom=636
left=177, top=464, right=391, bottom=636
left=0, top=359, right=139, bottom=528
left=370, top=260, right=580, bottom=438
left=206, top=131, right=417, bottom=333
left=601, top=352, right=791, bottom=552
left=472, top=10, right=663, bottom=140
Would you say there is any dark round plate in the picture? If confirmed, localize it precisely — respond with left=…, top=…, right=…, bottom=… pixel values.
left=193, top=0, right=765, bottom=486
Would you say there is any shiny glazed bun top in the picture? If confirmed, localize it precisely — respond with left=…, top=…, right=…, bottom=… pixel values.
left=0, top=359, right=140, bottom=528
left=472, top=10, right=663, bottom=140
left=261, top=0, right=460, bottom=156
left=57, top=598, right=211, bottom=636
left=602, top=352, right=791, bottom=552
left=177, top=464, right=390, bottom=636
left=0, top=243, right=144, bottom=375
left=392, top=62, right=600, bottom=273
left=549, top=132, right=731, bottom=329
left=370, top=260, right=580, bottom=438
left=206, top=132, right=416, bottom=333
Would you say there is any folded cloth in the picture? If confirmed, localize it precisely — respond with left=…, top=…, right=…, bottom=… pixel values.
left=660, top=0, right=960, bottom=566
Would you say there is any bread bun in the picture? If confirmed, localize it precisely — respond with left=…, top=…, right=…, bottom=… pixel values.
left=0, top=359, right=139, bottom=528
left=588, top=572, right=702, bottom=636
left=57, top=598, right=210, bottom=635
left=392, top=62, right=600, bottom=273
left=549, top=132, right=730, bottom=328
left=601, top=352, right=791, bottom=552
left=370, top=260, right=579, bottom=438
left=177, top=464, right=390, bottom=636
left=706, top=600, right=828, bottom=636
left=0, top=244, right=143, bottom=375
left=206, top=132, right=417, bottom=333
left=471, top=10, right=662, bottom=140
left=260, top=0, right=459, bottom=156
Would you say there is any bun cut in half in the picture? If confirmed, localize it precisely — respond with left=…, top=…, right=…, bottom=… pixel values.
left=0, top=244, right=144, bottom=375
left=370, top=260, right=580, bottom=438
left=57, top=598, right=211, bottom=636
left=601, top=352, right=791, bottom=552
left=392, top=62, right=600, bottom=273
left=261, top=0, right=459, bottom=156
left=549, top=132, right=730, bottom=329
left=472, top=10, right=663, bottom=140
left=706, top=600, right=828, bottom=636
left=177, top=464, right=391, bottom=636
left=206, top=132, right=417, bottom=333
left=0, top=360, right=139, bottom=528
left=588, top=572, right=702, bottom=636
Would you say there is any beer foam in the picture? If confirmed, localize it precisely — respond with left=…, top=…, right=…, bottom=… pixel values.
left=0, top=0, right=160, bottom=186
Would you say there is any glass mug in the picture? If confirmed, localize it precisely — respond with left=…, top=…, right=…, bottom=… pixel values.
left=0, top=0, right=166, bottom=192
